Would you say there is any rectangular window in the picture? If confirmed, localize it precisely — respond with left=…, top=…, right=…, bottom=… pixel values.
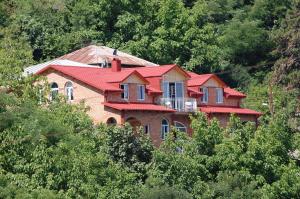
left=216, top=88, right=223, bottom=103
left=144, top=124, right=150, bottom=134
left=120, top=84, right=129, bottom=100
left=163, top=81, right=169, bottom=98
left=137, top=85, right=145, bottom=100
left=201, top=87, right=208, bottom=103
left=175, top=82, right=184, bottom=98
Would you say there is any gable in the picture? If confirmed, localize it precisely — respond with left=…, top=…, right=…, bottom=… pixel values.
left=201, top=75, right=227, bottom=87
left=122, top=73, right=148, bottom=84
left=163, top=67, right=188, bottom=82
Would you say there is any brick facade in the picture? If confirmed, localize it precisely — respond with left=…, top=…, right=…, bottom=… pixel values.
left=39, top=64, right=261, bottom=146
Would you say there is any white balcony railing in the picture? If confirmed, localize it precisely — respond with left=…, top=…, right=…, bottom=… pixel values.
left=160, top=98, right=197, bottom=112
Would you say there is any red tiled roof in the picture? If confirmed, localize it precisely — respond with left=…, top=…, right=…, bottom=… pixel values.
left=37, top=65, right=122, bottom=91
left=187, top=74, right=213, bottom=86
left=103, top=102, right=175, bottom=112
left=133, top=64, right=191, bottom=78
left=146, top=86, right=162, bottom=94
left=36, top=65, right=151, bottom=92
left=187, top=87, right=203, bottom=96
left=224, top=87, right=246, bottom=98
left=187, top=73, right=227, bottom=87
left=36, top=64, right=190, bottom=93
left=200, top=106, right=262, bottom=116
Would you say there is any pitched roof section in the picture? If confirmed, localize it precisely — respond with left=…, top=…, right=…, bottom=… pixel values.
left=58, top=45, right=158, bottom=66
left=187, top=73, right=227, bottom=87
left=103, top=102, right=176, bottom=112
left=36, top=65, right=122, bottom=92
left=224, top=87, right=246, bottom=98
left=23, top=59, right=95, bottom=76
left=132, top=64, right=191, bottom=78
left=200, top=106, right=262, bottom=116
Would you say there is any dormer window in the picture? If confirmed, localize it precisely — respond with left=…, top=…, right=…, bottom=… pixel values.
left=201, top=87, right=208, bottom=103
left=137, top=85, right=145, bottom=100
left=120, top=84, right=129, bottom=100
left=216, top=88, right=223, bottom=103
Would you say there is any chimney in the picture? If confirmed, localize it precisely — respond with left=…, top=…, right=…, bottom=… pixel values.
left=111, top=58, right=121, bottom=72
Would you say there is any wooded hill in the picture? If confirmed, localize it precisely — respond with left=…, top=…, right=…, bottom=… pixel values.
left=0, top=0, right=300, bottom=198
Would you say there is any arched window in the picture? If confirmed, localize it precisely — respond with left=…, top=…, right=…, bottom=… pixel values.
left=65, top=82, right=74, bottom=101
left=50, top=82, right=59, bottom=101
left=107, top=117, right=117, bottom=126
left=174, top=121, right=187, bottom=133
left=161, top=119, right=169, bottom=140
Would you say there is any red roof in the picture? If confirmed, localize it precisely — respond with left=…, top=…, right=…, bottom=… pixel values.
left=36, top=64, right=190, bottom=93
left=36, top=65, right=151, bottom=92
left=103, top=102, right=175, bottom=112
left=187, top=87, right=203, bottom=96
left=224, top=87, right=246, bottom=98
left=200, top=106, right=262, bottom=116
left=133, top=64, right=191, bottom=78
left=187, top=73, right=227, bottom=87
left=187, top=74, right=213, bottom=86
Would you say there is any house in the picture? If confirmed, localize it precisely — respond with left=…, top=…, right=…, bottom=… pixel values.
left=35, top=58, right=261, bottom=146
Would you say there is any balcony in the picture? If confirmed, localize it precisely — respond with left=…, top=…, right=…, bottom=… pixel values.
left=160, top=97, right=197, bottom=112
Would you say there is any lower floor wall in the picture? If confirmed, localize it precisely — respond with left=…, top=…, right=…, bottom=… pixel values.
left=92, top=108, right=258, bottom=146
left=210, top=113, right=258, bottom=127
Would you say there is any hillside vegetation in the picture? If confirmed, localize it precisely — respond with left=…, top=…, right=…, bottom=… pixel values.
left=0, top=0, right=300, bottom=198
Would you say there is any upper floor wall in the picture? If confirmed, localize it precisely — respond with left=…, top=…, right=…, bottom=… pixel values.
left=197, top=78, right=242, bottom=107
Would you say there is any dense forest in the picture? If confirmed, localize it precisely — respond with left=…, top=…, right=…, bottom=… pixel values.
left=0, top=0, right=300, bottom=198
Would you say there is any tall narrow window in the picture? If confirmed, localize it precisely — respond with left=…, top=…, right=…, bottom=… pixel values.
left=201, top=87, right=208, bottom=103
left=120, top=84, right=129, bottom=100
left=216, top=88, right=223, bottom=103
left=65, top=82, right=74, bottom=101
left=50, top=82, right=59, bottom=101
left=161, top=119, right=169, bottom=140
left=163, top=81, right=169, bottom=98
left=144, top=124, right=150, bottom=135
left=137, top=85, right=145, bottom=100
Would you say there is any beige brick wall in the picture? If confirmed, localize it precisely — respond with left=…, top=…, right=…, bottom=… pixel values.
left=43, top=70, right=123, bottom=124
left=197, top=78, right=241, bottom=107
left=107, top=83, right=154, bottom=103
left=123, top=111, right=173, bottom=146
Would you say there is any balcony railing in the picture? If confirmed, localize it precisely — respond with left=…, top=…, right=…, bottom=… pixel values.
left=160, top=97, right=197, bottom=112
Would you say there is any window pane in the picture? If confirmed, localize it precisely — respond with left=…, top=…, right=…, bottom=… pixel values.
left=121, top=84, right=129, bottom=99
left=201, top=87, right=208, bottom=103
left=137, top=85, right=145, bottom=100
left=163, top=82, right=169, bottom=98
left=175, top=82, right=183, bottom=98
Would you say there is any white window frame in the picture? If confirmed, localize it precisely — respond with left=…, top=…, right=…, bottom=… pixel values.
left=201, top=87, right=208, bottom=103
left=120, top=84, right=129, bottom=100
left=174, top=121, right=187, bottom=133
left=65, top=81, right=74, bottom=101
left=50, top=82, right=59, bottom=101
left=137, top=84, right=145, bottom=101
left=161, top=119, right=169, bottom=140
left=216, top=88, right=223, bottom=104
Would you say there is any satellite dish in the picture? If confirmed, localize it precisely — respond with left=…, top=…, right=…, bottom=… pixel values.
left=113, top=49, right=118, bottom=56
